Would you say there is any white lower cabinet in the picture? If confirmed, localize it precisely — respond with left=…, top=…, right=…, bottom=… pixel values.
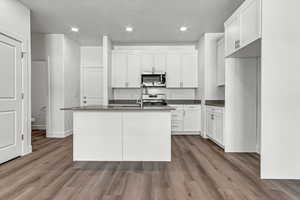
left=123, top=112, right=171, bottom=161
left=170, top=105, right=201, bottom=135
left=206, top=106, right=224, bottom=148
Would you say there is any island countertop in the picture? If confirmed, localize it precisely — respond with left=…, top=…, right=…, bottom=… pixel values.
left=62, top=105, right=175, bottom=111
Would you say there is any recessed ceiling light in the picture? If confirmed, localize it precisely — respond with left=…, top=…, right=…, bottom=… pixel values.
left=71, top=27, right=79, bottom=32
left=180, top=26, right=188, bottom=32
left=126, top=26, right=133, bottom=32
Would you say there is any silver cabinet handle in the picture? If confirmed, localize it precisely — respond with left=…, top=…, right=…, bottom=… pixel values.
left=83, top=101, right=87, bottom=104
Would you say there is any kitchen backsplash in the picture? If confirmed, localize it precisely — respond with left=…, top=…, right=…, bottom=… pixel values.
left=113, top=88, right=196, bottom=100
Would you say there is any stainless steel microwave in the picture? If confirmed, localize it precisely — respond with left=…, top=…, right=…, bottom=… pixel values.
left=141, top=73, right=166, bottom=87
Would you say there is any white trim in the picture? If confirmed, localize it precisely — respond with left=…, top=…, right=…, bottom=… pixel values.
left=32, top=124, right=47, bottom=130
left=0, top=27, right=31, bottom=157
left=47, top=129, right=73, bottom=138
left=21, top=145, right=32, bottom=156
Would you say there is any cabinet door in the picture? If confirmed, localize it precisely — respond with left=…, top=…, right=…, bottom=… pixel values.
left=154, top=54, right=166, bottom=73
left=141, top=53, right=154, bottom=73
left=166, top=54, right=181, bottom=88
left=217, top=38, right=225, bottom=86
left=82, top=67, right=103, bottom=106
left=112, top=53, right=127, bottom=88
left=206, top=111, right=214, bottom=138
left=171, top=106, right=184, bottom=132
left=73, top=112, right=123, bottom=161
left=183, top=105, right=201, bottom=132
left=127, top=54, right=141, bottom=88
left=123, top=112, right=171, bottom=161
left=181, top=53, right=198, bottom=88
left=215, top=113, right=224, bottom=146
left=225, top=14, right=240, bottom=56
left=240, top=0, right=261, bottom=46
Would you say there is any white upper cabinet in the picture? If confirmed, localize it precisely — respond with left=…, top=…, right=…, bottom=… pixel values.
left=154, top=54, right=166, bottom=73
left=224, top=0, right=261, bottom=57
left=127, top=54, right=141, bottom=88
left=141, top=53, right=166, bottom=73
left=217, top=38, right=225, bottom=86
left=240, top=0, right=261, bottom=47
left=112, top=52, right=141, bottom=88
left=112, top=50, right=198, bottom=88
left=166, top=52, right=198, bottom=88
left=141, top=54, right=154, bottom=73
left=181, top=53, right=198, bottom=88
left=225, top=14, right=240, bottom=56
left=112, top=52, right=128, bottom=88
left=166, top=54, right=181, bottom=88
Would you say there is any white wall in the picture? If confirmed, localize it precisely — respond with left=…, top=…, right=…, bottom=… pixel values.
left=261, top=0, right=300, bottom=179
left=31, top=33, right=46, bottom=61
left=63, top=36, right=80, bottom=132
left=224, top=58, right=259, bottom=152
left=34, top=34, right=80, bottom=138
left=0, top=0, right=31, bottom=155
left=45, top=34, right=65, bottom=137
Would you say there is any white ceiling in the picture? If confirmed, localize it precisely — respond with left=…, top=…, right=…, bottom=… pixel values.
left=19, top=0, right=244, bottom=45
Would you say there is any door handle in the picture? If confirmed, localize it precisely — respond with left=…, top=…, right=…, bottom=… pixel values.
left=83, top=101, right=87, bottom=104
left=235, top=40, right=240, bottom=49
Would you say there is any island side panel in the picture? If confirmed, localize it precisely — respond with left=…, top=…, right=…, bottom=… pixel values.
left=73, top=111, right=123, bottom=161
left=123, top=111, right=171, bottom=161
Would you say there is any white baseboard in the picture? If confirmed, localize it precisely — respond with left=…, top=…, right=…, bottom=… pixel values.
left=22, top=145, right=32, bottom=156
left=171, top=131, right=201, bottom=136
left=47, top=129, right=73, bottom=138
left=32, top=124, right=46, bottom=130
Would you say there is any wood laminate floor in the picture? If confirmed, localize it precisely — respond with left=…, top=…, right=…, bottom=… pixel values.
left=0, top=130, right=300, bottom=200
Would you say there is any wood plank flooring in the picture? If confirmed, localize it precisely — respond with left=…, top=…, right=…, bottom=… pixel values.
left=0, top=130, right=300, bottom=200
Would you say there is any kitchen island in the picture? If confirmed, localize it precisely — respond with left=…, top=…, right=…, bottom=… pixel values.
left=63, top=105, right=174, bottom=162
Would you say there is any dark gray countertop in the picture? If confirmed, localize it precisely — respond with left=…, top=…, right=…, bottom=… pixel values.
left=62, top=105, right=175, bottom=111
left=205, top=100, right=225, bottom=107
left=109, top=99, right=201, bottom=105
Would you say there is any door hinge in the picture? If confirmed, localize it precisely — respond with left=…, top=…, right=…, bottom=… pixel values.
left=21, top=134, right=24, bottom=141
left=21, top=92, right=24, bottom=99
left=21, top=51, right=26, bottom=59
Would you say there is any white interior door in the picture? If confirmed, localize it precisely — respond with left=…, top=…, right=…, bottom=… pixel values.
left=0, top=34, right=22, bottom=164
left=81, top=67, right=103, bottom=106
